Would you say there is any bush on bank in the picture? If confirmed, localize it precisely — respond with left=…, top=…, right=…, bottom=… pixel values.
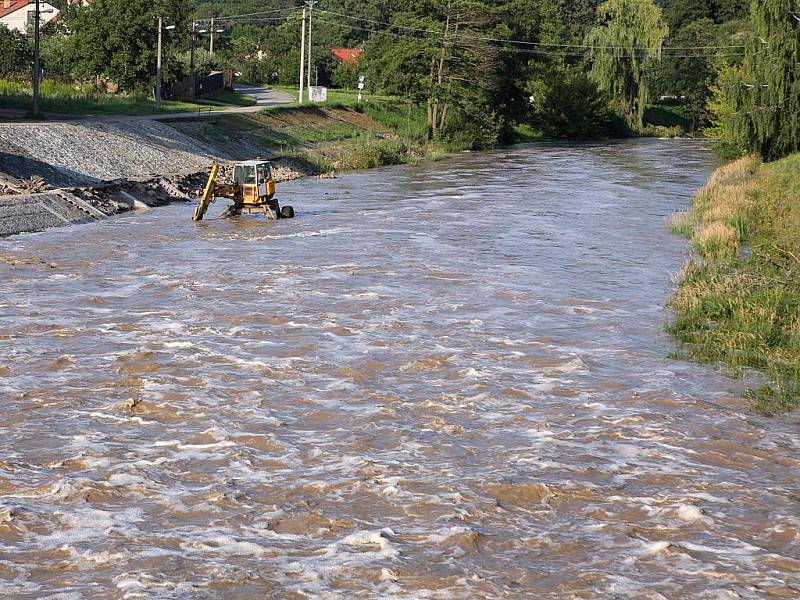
left=667, top=154, right=800, bottom=415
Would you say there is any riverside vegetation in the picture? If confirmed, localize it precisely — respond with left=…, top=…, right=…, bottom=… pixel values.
left=0, top=0, right=755, bottom=141
left=668, top=154, right=800, bottom=415
left=660, top=0, right=799, bottom=414
left=179, top=94, right=457, bottom=174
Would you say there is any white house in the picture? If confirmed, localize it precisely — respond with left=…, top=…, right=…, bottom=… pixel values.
left=0, top=0, right=60, bottom=34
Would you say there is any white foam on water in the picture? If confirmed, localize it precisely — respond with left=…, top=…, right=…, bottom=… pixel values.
left=678, top=540, right=761, bottom=557
left=459, top=367, right=490, bottom=379
left=38, top=507, right=144, bottom=547
left=115, top=575, right=147, bottom=592
left=162, top=341, right=194, bottom=349
left=549, top=357, right=590, bottom=374
left=0, top=571, right=42, bottom=596
left=87, top=412, right=156, bottom=426
left=424, top=525, right=474, bottom=544
left=177, top=440, right=237, bottom=452
left=673, top=504, right=710, bottom=523
left=107, top=473, right=150, bottom=487
left=153, top=440, right=181, bottom=448
left=270, top=227, right=354, bottom=240
left=319, top=528, right=399, bottom=562
left=685, top=492, right=732, bottom=504
left=68, top=433, right=109, bottom=452
left=638, top=540, right=673, bottom=558
left=182, top=534, right=273, bottom=557
left=66, top=546, right=127, bottom=567
left=78, top=455, right=113, bottom=469
left=6, top=480, right=83, bottom=502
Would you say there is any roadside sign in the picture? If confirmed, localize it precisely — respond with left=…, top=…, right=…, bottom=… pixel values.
left=357, top=82, right=365, bottom=90
left=310, top=86, right=327, bottom=102
left=358, top=75, right=366, bottom=83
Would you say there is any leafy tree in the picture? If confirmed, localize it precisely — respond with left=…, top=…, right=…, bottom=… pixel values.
left=707, top=62, right=748, bottom=157
left=662, top=0, right=714, bottom=31
left=184, top=0, right=753, bottom=142
left=721, top=0, right=800, bottom=160
left=557, top=0, right=601, bottom=43
left=68, top=0, right=190, bottom=92
left=649, top=18, right=719, bottom=130
left=0, top=24, right=31, bottom=79
left=586, top=0, right=668, bottom=130
left=266, top=19, right=306, bottom=85
left=713, top=0, right=749, bottom=22
left=533, top=66, right=615, bottom=139
left=330, top=59, right=361, bottom=90
left=40, top=34, right=77, bottom=82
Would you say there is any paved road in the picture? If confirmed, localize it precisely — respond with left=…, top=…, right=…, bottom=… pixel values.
left=0, top=85, right=295, bottom=127
left=234, top=84, right=295, bottom=107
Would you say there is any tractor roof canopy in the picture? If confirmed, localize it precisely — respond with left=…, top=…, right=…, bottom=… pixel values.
left=234, top=162, right=272, bottom=186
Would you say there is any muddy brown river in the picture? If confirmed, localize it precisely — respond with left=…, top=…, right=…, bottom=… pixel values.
left=1, top=140, right=799, bottom=599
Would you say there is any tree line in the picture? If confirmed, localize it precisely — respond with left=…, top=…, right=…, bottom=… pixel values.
left=0, top=0, right=797, bottom=160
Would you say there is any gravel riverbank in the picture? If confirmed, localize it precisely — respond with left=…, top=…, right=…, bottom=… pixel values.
left=0, top=117, right=317, bottom=237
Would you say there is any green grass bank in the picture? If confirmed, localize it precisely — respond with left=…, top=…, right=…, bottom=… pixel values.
left=667, top=154, right=800, bottom=415
left=175, top=93, right=462, bottom=175
left=0, top=80, right=218, bottom=116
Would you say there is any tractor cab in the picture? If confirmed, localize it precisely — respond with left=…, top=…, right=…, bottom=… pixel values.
left=192, top=160, right=294, bottom=222
left=234, top=160, right=275, bottom=206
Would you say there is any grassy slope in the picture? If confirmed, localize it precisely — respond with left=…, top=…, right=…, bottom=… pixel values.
left=667, top=154, right=800, bottom=415
left=0, top=80, right=227, bottom=116
left=174, top=86, right=452, bottom=173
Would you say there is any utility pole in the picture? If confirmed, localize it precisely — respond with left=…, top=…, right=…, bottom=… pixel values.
left=155, top=20, right=175, bottom=110
left=189, top=21, right=197, bottom=100
left=299, top=7, right=306, bottom=103
left=32, top=0, right=41, bottom=117
left=210, top=17, right=215, bottom=55
left=306, top=0, right=318, bottom=102
left=156, top=17, right=163, bottom=110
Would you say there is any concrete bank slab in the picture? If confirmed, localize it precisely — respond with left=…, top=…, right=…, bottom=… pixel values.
left=0, top=192, right=99, bottom=237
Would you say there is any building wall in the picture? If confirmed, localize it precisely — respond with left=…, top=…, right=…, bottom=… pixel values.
left=0, top=3, right=59, bottom=33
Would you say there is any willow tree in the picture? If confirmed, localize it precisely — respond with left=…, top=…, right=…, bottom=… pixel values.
left=725, top=0, right=800, bottom=160
left=586, top=0, right=668, bottom=130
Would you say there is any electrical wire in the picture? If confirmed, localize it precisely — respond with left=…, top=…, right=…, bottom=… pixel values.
left=192, top=5, right=748, bottom=53
left=198, top=6, right=301, bottom=24
left=315, top=7, right=747, bottom=51
left=311, top=15, right=746, bottom=59
left=212, top=16, right=298, bottom=25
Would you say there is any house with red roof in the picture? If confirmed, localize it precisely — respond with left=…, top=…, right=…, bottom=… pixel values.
left=331, top=48, right=364, bottom=64
left=0, top=0, right=60, bottom=33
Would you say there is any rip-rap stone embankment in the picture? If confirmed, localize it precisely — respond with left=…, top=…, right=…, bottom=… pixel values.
left=0, top=117, right=313, bottom=237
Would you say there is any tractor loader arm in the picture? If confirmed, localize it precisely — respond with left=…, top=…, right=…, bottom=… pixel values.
left=192, top=164, right=220, bottom=222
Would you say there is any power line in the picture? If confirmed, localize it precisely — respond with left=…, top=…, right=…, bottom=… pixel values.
left=199, top=7, right=301, bottom=23
left=314, top=8, right=746, bottom=51
left=210, top=16, right=297, bottom=25
left=191, top=5, right=746, bottom=53
left=311, top=15, right=745, bottom=59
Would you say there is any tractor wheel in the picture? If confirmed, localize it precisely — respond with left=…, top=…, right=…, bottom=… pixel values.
left=281, top=206, right=295, bottom=219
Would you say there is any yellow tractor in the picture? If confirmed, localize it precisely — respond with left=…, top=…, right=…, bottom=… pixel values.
left=192, top=160, right=295, bottom=222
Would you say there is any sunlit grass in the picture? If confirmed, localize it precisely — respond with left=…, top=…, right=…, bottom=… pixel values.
left=0, top=79, right=215, bottom=116
left=667, top=154, right=800, bottom=415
